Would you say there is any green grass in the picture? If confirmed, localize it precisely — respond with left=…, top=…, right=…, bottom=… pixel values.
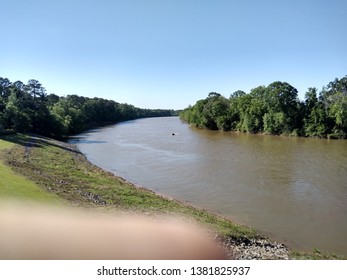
left=290, top=249, right=345, bottom=260
left=0, top=136, right=62, bottom=204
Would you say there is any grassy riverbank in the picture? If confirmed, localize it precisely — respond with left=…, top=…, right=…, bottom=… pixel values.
left=0, top=133, right=344, bottom=259
left=0, top=137, right=62, bottom=203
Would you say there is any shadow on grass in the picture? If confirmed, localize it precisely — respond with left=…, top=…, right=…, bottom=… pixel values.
left=0, top=133, right=82, bottom=155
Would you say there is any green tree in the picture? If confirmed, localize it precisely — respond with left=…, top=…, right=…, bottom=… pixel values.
left=264, top=81, right=300, bottom=134
left=202, top=93, right=230, bottom=130
left=1, top=91, right=32, bottom=132
left=319, top=76, right=347, bottom=138
left=303, top=88, right=327, bottom=137
left=188, top=99, right=208, bottom=128
left=228, top=91, right=244, bottom=130
left=0, top=78, right=12, bottom=99
left=51, top=96, right=86, bottom=134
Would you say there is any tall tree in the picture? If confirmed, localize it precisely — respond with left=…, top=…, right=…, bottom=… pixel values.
left=264, top=81, right=300, bottom=134
left=25, top=79, right=46, bottom=99
left=0, top=77, right=12, bottom=99
left=303, top=88, right=327, bottom=137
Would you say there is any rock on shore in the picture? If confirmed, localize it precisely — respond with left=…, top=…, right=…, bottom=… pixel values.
left=216, top=235, right=290, bottom=260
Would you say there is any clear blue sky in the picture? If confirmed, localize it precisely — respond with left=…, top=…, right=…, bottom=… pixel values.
left=1, top=0, right=346, bottom=109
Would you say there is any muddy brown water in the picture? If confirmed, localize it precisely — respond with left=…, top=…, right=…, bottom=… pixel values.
left=70, top=117, right=347, bottom=256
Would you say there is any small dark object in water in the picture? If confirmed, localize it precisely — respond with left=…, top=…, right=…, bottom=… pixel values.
left=171, top=133, right=175, bottom=136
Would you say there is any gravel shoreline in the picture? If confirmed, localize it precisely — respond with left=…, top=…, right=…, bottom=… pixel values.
left=216, top=235, right=290, bottom=260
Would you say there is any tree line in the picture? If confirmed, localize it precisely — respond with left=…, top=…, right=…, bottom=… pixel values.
left=0, top=77, right=176, bottom=138
left=180, top=76, right=347, bottom=139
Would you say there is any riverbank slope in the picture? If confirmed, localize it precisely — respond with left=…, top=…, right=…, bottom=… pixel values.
left=0, top=133, right=343, bottom=259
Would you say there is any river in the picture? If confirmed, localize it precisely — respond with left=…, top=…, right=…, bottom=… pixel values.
left=70, top=116, right=347, bottom=256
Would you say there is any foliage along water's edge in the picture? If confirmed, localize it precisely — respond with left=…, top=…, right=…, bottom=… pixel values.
left=180, top=76, right=347, bottom=139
